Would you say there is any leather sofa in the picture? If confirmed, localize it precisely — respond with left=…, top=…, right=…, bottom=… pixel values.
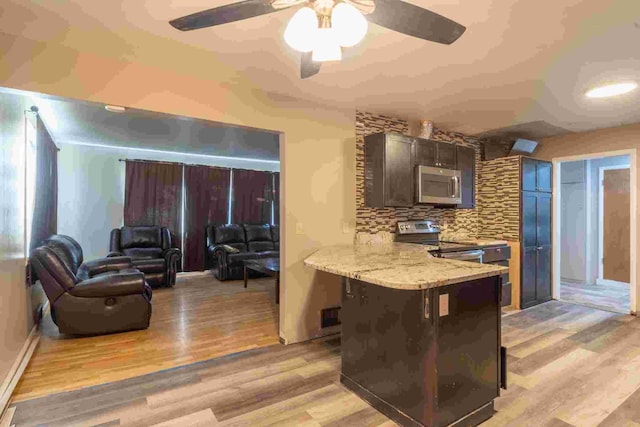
left=30, top=235, right=152, bottom=336
left=109, top=226, right=181, bottom=288
left=206, top=224, right=279, bottom=281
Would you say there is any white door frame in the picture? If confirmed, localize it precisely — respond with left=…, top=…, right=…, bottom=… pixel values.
left=597, top=165, right=631, bottom=286
left=552, top=149, right=637, bottom=315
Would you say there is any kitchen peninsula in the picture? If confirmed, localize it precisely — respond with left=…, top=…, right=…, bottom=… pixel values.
left=305, top=243, right=509, bottom=427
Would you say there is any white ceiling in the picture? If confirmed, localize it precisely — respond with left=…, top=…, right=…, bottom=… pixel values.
left=12, top=92, right=281, bottom=161
left=1, top=0, right=639, bottom=135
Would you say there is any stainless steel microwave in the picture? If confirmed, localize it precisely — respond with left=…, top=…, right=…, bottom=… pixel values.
left=415, top=166, right=462, bottom=205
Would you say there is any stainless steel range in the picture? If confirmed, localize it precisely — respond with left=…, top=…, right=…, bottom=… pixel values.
left=396, top=220, right=484, bottom=263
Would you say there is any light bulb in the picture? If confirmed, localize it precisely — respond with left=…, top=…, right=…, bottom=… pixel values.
left=331, top=3, right=368, bottom=48
left=284, top=7, right=318, bottom=53
left=312, top=28, right=342, bottom=62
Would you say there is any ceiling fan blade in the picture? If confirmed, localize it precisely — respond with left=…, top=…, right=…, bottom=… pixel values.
left=170, top=0, right=289, bottom=31
left=342, top=0, right=376, bottom=15
left=365, top=0, right=466, bottom=45
left=300, top=52, right=321, bottom=79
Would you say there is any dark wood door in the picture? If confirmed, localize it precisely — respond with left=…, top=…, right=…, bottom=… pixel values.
left=414, top=139, right=437, bottom=167
left=384, top=135, right=413, bottom=207
left=522, top=158, right=537, bottom=192
left=437, top=142, right=456, bottom=169
left=537, top=161, right=553, bottom=193
left=456, top=145, right=475, bottom=209
left=536, top=192, right=552, bottom=301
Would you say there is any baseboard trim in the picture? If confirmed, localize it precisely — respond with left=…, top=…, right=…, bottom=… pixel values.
left=0, top=302, right=46, bottom=422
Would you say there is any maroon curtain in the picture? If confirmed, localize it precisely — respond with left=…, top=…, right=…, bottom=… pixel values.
left=29, top=115, right=58, bottom=254
left=273, top=172, right=280, bottom=225
left=183, top=165, right=231, bottom=271
left=231, top=169, right=273, bottom=224
left=124, top=161, right=183, bottom=248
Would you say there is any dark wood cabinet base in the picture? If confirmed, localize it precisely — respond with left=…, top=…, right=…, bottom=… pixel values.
left=342, top=374, right=495, bottom=427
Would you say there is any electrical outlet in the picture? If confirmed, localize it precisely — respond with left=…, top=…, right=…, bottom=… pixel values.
left=342, top=221, right=350, bottom=234
left=296, top=222, right=304, bottom=235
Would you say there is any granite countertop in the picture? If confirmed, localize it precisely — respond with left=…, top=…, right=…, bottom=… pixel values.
left=304, top=243, right=509, bottom=290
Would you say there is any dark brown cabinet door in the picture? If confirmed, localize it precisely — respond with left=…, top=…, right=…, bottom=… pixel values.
left=414, top=139, right=437, bottom=167
left=522, top=158, right=537, bottom=192
left=537, top=161, right=553, bottom=193
left=456, top=145, right=475, bottom=209
left=437, top=142, right=457, bottom=169
left=384, top=135, right=414, bottom=207
left=521, top=248, right=537, bottom=307
left=521, top=191, right=553, bottom=308
left=536, top=193, right=552, bottom=301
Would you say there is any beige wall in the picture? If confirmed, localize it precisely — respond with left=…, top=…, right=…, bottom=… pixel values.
left=0, top=32, right=356, bottom=344
left=0, top=91, right=39, bottom=386
left=536, top=123, right=640, bottom=313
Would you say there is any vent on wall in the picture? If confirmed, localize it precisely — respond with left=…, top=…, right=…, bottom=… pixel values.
left=321, top=307, right=341, bottom=328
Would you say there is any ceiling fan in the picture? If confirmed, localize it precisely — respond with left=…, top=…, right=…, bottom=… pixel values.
left=170, top=0, right=466, bottom=79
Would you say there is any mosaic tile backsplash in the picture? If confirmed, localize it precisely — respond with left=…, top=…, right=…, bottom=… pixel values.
left=355, top=111, right=522, bottom=242
left=476, top=156, right=521, bottom=241
left=355, top=111, right=482, bottom=238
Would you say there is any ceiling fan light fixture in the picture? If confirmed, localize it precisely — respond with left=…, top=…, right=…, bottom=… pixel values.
left=312, top=28, right=342, bottom=62
left=284, top=7, right=318, bottom=52
left=586, top=82, right=638, bottom=99
left=331, top=2, right=368, bottom=47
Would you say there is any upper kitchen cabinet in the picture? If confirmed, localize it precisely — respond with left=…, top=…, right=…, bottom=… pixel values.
left=522, top=158, right=552, bottom=193
left=456, top=145, right=476, bottom=209
left=364, top=132, right=414, bottom=207
left=414, top=139, right=456, bottom=169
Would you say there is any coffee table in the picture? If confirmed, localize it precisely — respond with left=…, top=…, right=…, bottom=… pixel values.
left=243, top=258, right=280, bottom=304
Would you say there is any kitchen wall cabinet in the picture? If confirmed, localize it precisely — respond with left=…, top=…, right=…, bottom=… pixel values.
left=414, top=139, right=457, bottom=169
left=364, top=132, right=476, bottom=208
left=364, top=132, right=414, bottom=207
left=520, top=161, right=553, bottom=309
left=456, top=145, right=475, bottom=209
left=522, top=158, right=552, bottom=193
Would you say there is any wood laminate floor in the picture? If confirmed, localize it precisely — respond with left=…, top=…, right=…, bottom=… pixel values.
left=8, top=300, right=640, bottom=426
left=560, top=280, right=630, bottom=314
left=9, top=272, right=280, bottom=403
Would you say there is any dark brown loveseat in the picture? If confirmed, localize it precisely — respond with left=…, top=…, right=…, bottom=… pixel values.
left=30, top=235, right=152, bottom=336
left=206, top=224, right=279, bottom=281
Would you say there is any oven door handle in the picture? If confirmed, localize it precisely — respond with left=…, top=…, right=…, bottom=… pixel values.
left=440, top=250, right=484, bottom=262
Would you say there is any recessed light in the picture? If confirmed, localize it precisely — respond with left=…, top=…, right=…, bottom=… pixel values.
left=105, top=105, right=126, bottom=113
left=586, top=82, right=638, bottom=99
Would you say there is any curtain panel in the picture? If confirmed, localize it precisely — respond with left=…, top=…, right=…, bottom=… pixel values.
left=231, top=169, right=273, bottom=224
left=29, top=115, right=58, bottom=254
left=124, top=160, right=183, bottom=248
left=183, top=165, right=231, bottom=271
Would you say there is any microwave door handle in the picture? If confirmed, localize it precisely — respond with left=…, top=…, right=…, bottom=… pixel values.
left=451, top=176, right=459, bottom=198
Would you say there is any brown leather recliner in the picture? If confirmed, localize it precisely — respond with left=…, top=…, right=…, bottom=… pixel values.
left=30, top=235, right=152, bottom=336
left=109, top=226, right=181, bottom=288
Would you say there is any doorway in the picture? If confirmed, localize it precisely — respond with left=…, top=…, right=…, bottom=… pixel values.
left=555, top=154, right=633, bottom=314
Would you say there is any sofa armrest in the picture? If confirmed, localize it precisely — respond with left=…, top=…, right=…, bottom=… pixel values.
left=77, top=256, right=133, bottom=279
left=69, top=272, right=147, bottom=298
left=107, top=251, right=125, bottom=258
left=162, top=248, right=181, bottom=287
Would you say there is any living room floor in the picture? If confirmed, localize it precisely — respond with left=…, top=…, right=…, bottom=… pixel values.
left=8, top=301, right=640, bottom=426
left=9, top=272, right=279, bottom=403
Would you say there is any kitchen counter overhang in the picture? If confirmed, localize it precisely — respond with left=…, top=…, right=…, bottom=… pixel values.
left=304, top=243, right=509, bottom=290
